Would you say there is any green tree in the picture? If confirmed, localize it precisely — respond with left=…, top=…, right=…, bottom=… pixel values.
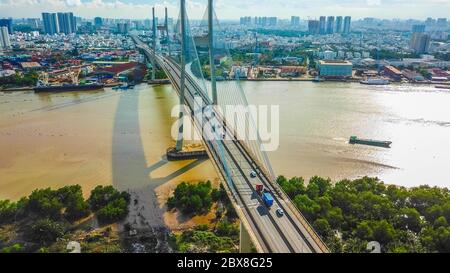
left=355, top=221, right=373, bottom=240
left=277, top=176, right=306, bottom=198
left=215, top=220, right=239, bottom=237
left=96, top=197, right=129, bottom=223
left=313, top=218, right=331, bottom=237
left=308, top=176, right=332, bottom=197
left=56, top=185, right=90, bottom=221
left=434, top=216, right=448, bottom=228
left=372, top=220, right=396, bottom=245
left=396, top=207, right=422, bottom=233
left=0, top=200, right=18, bottom=223
left=293, top=194, right=320, bottom=222
left=27, top=188, right=63, bottom=219
left=167, top=181, right=213, bottom=215
left=31, top=218, right=65, bottom=245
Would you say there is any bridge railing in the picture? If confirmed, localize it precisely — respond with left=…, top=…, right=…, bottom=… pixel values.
left=270, top=179, right=330, bottom=253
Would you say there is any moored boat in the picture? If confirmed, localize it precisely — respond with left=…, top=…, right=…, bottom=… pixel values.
left=360, top=78, right=390, bottom=85
left=34, top=83, right=104, bottom=93
left=349, top=136, right=392, bottom=148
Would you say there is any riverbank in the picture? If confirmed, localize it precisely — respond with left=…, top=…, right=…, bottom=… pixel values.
left=243, top=78, right=450, bottom=86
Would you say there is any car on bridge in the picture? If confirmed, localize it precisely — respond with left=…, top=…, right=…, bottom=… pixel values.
left=276, top=207, right=284, bottom=217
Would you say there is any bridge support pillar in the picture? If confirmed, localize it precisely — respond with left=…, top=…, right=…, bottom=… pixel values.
left=239, top=221, right=253, bottom=253
left=165, top=7, right=170, bottom=56
left=208, top=0, right=218, bottom=105
left=176, top=0, right=187, bottom=152
left=151, top=7, right=157, bottom=81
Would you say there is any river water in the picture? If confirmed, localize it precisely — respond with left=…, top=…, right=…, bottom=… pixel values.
left=0, top=82, right=449, bottom=200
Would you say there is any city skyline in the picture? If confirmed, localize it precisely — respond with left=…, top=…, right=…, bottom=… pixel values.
left=0, top=0, right=449, bottom=20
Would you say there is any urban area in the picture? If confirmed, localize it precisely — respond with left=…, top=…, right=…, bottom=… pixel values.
left=0, top=2, right=450, bottom=256
left=1, top=13, right=449, bottom=91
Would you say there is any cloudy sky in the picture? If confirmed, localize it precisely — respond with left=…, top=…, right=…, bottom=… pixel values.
left=0, top=0, right=449, bottom=20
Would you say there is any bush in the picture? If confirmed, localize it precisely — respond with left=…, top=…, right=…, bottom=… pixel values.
left=31, top=218, right=65, bottom=245
left=167, top=181, right=213, bottom=215
left=179, top=230, right=237, bottom=252
left=96, top=197, right=129, bottom=223
left=27, top=188, right=63, bottom=219
left=277, top=175, right=450, bottom=253
left=0, top=200, right=18, bottom=223
left=56, top=185, right=90, bottom=221
left=88, top=186, right=130, bottom=224
left=1, top=244, right=25, bottom=253
left=215, top=220, right=239, bottom=237
left=88, top=185, right=128, bottom=211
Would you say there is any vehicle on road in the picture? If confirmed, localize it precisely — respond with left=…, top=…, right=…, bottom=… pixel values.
left=276, top=207, right=284, bottom=216
left=262, top=192, right=274, bottom=207
left=250, top=171, right=257, bottom=178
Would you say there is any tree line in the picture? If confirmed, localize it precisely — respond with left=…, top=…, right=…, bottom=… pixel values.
left=277, top=175, right=450, bottom=253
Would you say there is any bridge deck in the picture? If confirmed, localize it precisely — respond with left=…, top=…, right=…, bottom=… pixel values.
left=132, top=35, right=329, bottom=253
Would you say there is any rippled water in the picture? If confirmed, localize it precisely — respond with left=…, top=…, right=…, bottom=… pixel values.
left=0, top=82, right=449, bottom=200
left=242, top=81, right=450, bottom=188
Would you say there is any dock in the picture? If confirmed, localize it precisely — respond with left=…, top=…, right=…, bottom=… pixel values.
left=166, top=147, right=208, bottom=161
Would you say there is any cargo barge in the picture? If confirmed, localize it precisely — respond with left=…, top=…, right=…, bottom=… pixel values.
left=34, top=83, right=104, bottom=93
left=349, top=136, right=392, bottom=148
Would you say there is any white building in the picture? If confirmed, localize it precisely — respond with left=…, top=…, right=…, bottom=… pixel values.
left=323, top=50, right=337, bottom=60
left=0, top=27, right=11, bottom=49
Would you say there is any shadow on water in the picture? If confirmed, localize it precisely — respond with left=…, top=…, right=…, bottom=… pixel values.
left=111, top=87, right=206, bottom=240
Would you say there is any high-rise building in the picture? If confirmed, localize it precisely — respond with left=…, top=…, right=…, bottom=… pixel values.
left=437, top=18, right=447, bottom=27
left=57, top=12, right=76, bottom=34
left=0, top=18, right=13, bottom=34
left=94, top=17, right=103, bottom=27
left=425, top=17, right=435, bottom=26
left=253, top=17, right=277, bottom=27
left=27, top=18, right=40, bottom=29
left=240, top=16, right=252, bottom=26
left=42, top=13, right=59, bottom=35
left=343, top=16, right=351, bottom=34
left=291, top=16, right=300, bottom=26
left=268, top=17, right=277, bottom=26
left=410, top=33, right=431, bottom=54
left=412, top=24, right=426, bottom=33
left=326, top=16, right=335, bottom=34
left=0, top=26, right=11, bottom=49
left=117, top=23, right=129, bottom=34
left=335, top=16, right=343, bottom=33
left=308, top=20, right=320, bottom=35
left=319, top=16, right=326, bottom=34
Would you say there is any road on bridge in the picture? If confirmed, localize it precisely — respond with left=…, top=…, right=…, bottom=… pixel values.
left=132, top=35, right=329, bottom=253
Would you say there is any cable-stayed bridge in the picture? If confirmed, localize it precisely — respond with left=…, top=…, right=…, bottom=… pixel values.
left=131, top=1, right=328, bottom=253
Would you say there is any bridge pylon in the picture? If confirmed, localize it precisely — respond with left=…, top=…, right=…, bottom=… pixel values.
left=165, top=7, right=171, bottom=56
left=208, top=0, right=218, bottom=105
left=176, top=0, right=187, bottom=152
left=239, top=222, right=253, bottom=253
left=151, top=7, right=157, bottom=81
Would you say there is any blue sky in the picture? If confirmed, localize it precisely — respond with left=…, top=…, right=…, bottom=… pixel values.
left=0, top=0, right=449, bottom=20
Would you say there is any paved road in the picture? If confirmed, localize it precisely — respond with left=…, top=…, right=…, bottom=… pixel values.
left=133, top=36, right=328, bottom=253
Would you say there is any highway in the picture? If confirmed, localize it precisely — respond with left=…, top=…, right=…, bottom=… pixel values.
left=132, top=35, right=329, bottom=253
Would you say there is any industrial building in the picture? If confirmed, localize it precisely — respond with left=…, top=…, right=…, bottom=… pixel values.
left=318, top=60, right=353, bottom=78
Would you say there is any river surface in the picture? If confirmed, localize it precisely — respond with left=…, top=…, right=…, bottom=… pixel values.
left=0, top=82, right=449, bottom=200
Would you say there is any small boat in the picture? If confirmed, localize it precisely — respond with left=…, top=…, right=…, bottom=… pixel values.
left=435, top=85, right=450, bottom=90
left=34, top=83, right=104, bottom=93
left=349, top=136, right=392, bottom=148
left=360, top=78, right=390, bottom=85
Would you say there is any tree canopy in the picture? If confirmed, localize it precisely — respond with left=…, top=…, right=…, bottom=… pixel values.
left=277, top=175, right=450, bottom=253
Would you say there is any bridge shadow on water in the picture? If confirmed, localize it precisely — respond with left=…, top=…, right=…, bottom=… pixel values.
left=111, top=88, right=205, bottom=249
